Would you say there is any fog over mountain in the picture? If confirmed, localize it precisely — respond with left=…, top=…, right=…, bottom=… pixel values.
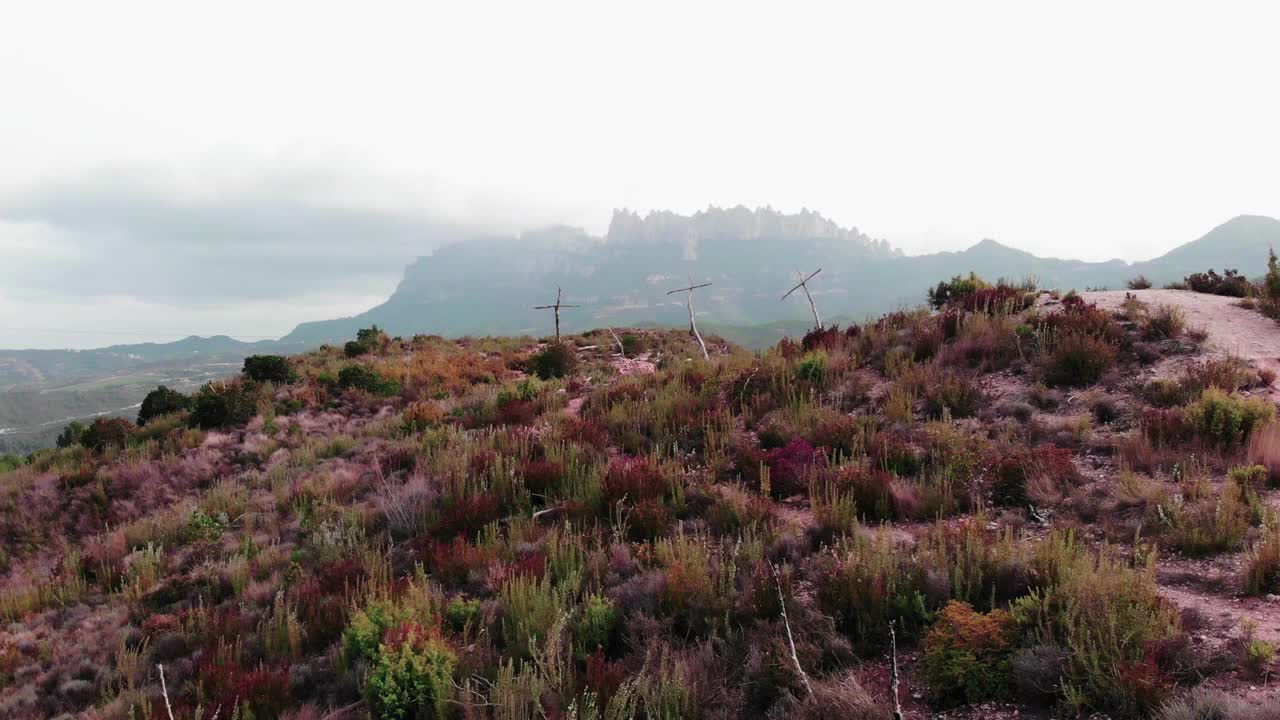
left=284, top=209, right=1280, bottom=345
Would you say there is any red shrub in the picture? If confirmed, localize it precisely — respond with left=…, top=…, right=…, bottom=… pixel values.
left=626, top=498, right=675, bottom=541
left=762, top=439, right=825, bottom=498
left=498, top=399, right=539, bottom=425
left=195, top=658, right=291, bottom=719
left=1141, top=407, right=1190, bottom=445
left=586, top=648, right=627, bottom=703
left=603, top=457, right=667, bottom=505
left=521, top=458, right=564, bottom=496
left=953, top=286, right=1033, bottom=314
left=561, top=417, right=610, bottom=451
left=433, top=491, right=502, bottom=538
left=830, top=464, right=898, bottom=520
left=801, top=326, right=848, bottom=352
left=984, top=444, right=1079, bottom=507
left=421, top=537, right=497, bottom=587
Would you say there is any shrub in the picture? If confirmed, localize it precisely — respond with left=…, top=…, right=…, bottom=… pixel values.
left=345, top=325, right=389, bottom=357
left=1143, top=305, right=1186, bottom=340
left=986, top=444, right=1079, bottom=507
left=529, top=342, right=578, bottom=380
left=1169, top=482, right=1250, bottom=556
left=795, top=351, right=828, bottom=384
left=81, top=416, right=135, bottom=451
left=813, top=531, right=931, bottom=649
left=1155, top=687, right=1276, bottom=720
left=243, top=354, right=296, bottom=383
left=56, top=421, right=87, bottom=448
left=1247, top=422, right=1280, bottom=484
left=620, top=332, right=647, bottom=357
left=1183, top=268, right=1251, bottom=297
left=927, top=272, right=990, bottom=309
left=1244, top=524, right=1280, bottom=596
left=338, top=364, right=401, bottom=395
left=1011, top=644, right=1068, bottom=704
left=403, top=401, right=444, bottom=432
left=829, top=465, right=897, bottom=521
left=1143, top=379, right=1186, bottom=408
left=1127, top=276, right=1153, bottom=290
left=191, top=380, right=260, bottom=429
left=137, top=385, right=191, bottom=425
left=922, top=371, right=983, bottom=419
left=923, top=601, right=1016, bottom=706
left=1013, top=539, right=1182, bottom=715
left=1185, top=388, right=1275, bottom=446
left=575, top=593, right=619, bottom=659
left=365, top=622, right=457, bottom=720
left=1043, top=332, right=1115, bottom=387
left=762, top=439, right=825, bottom=498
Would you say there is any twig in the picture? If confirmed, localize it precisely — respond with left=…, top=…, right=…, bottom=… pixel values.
left=158, top=664, right=176, bottom=720
left=889, top=620, right=905, bottom=720
left=771, top=563, right=812, bottom=697
left=607, top=327, right=625, bottom=356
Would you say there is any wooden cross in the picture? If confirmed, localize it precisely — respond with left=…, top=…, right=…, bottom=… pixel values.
left=533, top=286, right=580, bottom=342
left=781, top=268, right=823, bottom=329
left=667, top=277, right=712, bottom=359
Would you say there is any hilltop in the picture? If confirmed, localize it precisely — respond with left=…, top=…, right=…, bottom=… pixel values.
left=6, top=269, right=1280, bottom=718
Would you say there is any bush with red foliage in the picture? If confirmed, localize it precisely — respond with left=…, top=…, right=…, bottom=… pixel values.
left=420, top=537, right=498, bottom=588
left=432, top=491, right=502, bottom=538
left=867, top=431, right=923, bottom=477
left=82, top=416, right=136, bottom=451
left=952, top=286, right=1034, bottom=314
left=586, top=648, right=628, bottom=704
left=627, top=498, right=675, bottom=541
left=1042, top=297, right=1122, bottom=343
left=193, top=658, right=291, bottom=718
left=829, top=464, right=898, bottom=520
left=984, top=444, right=1079, bottom=507
left=800, top=325, right=847, bottom=352
left=295, top=558, right=367, bottom=651
left=762, top=438, right=826, bottom=498
left=1141, top=407, right=1191, bottom=446
left=602, top=457, right=668, bottom=505
left=521, top=458, right=564, bottom=497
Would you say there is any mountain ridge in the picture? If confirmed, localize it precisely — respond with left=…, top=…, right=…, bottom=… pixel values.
left=283, top=211, right=1280, bottom=345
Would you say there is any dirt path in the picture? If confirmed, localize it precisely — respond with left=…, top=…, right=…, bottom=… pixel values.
left=1083, top=289, right=1280, bottom=398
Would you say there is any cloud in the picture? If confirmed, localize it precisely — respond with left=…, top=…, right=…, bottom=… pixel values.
left=0, top=167, right=499, bottom=306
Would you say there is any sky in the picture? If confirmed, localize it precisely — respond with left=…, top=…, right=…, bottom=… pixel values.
left=2, top=1, right=1279, bottom=348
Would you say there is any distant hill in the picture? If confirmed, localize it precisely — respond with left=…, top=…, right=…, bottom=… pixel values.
left=283, top=210, right=1280, bottom=345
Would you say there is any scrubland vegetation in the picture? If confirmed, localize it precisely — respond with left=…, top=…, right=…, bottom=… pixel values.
left=4, top=274, right=1280, bottom=718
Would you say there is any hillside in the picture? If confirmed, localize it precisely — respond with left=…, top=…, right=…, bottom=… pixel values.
left=283, top=211, right=1280, bottom=345
left=4, top=283, right=1280, bottom=718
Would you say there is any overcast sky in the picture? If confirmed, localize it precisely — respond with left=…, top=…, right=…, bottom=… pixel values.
left=2, top=1, right=1279, bottom=348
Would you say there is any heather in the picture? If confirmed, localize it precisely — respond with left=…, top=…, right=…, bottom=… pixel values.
left=1, top=275, right=1279, bottom=718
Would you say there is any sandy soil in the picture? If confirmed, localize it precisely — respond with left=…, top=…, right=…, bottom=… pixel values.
left=1083, top=289, right=1280, bottom=399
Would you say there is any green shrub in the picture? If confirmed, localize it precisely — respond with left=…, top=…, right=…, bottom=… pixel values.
left=365, top=623, right=456, bottom=720
left=444, top=597, right=484, bottom=634
left=1169, top=482, right=1250, bottom=556
left=1185, top=388, right=1275, bottom=446
left=620, top=332, right=647, bottom=357
left=796, top=351, right=828, bottom=384
left=1013, top=538, right=1182, bottom=715
left=1127, top=276, right=1152, bottom=290
left=529, top=342, right=578, bottom=380
left=922, top=371, right=983, bottom=419
left=137, top=385, right=192, bottom=425
left=338, top=365, right=401, bottom=396
left=1143, top=305, right=1186, bottom=340
left=1143, top=378, right=1186, bottom=408
left=0, top=454, right=23, bottom=474
left=345, top=325, right=390, bottom=357
left=1043, top=332, right=1115, bottom=387
left=928, top=272, right=991, bottom=309
left=190, top=381, right=260, bottom=429
left=243, top=355, right=296, bottom=383
left=56, top=421, right=87, bottom=448
left=923, top=601, right=1016, bottom=706
left=575, top=593, right=619, bottom=659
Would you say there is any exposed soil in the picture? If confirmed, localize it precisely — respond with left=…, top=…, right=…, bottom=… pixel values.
left=1084, top=289, right=1280, bottom=400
